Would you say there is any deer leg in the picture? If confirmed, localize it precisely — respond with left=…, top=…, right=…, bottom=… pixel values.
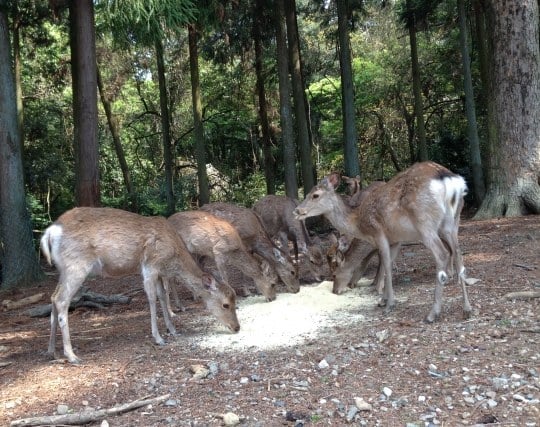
left=376, top=237, right=395, bottom=312
left=142, top=271, right=166, bottom=346
left=423, top=233, right=452, bottom=323
left=157, top=278, right=177, bottom=336
left=50, top=270, right=88, bottom=364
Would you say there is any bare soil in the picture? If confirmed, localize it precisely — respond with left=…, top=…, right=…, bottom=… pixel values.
left=1, top=215, right=539, bottom=426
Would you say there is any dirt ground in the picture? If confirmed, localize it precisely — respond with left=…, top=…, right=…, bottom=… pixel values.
left=1, top=215, right=539, bottom=426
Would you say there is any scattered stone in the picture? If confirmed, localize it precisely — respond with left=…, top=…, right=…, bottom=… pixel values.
left=164, top=399, right=178, bottom=407
left=190, top=364, right=210, bottom=380
left=376, top=329, right=389, bottom=342
left=346, top=405, right=358, bottom=422
left=250, top=374, right=262, bottom=382
left=382, top=387, right=392, bottom=398
left=100, top=420, right=109, bottom=427
left=222, top=412, right=240, bottom=426
left=318, top=359, right=330, bottom=369
left=57, top=404, right=69, bottom=415
left=354, top=397, right=372, bottom=411
left=208, top=361, right=219, bottom=376
left=239, top=377, right=249, bottom=384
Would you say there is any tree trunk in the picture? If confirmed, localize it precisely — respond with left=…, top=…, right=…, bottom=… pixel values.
left=407, top=0, right=428, bottom=162
left=457, top=0, right=485, bottom=204
left=69, top=0, right=100, bottom=207
left=475, top=0, right=540, bottom=218
left=275, top=0, right=298, bottom=200
left=11, top=3, right=23, bottom=145
left=336, top=0, right=361, bottom=178
left=188, top=24, right=210, bottom=206
left=0, top=7, right=43, bottom=288
left=155, top=39, right=175, bottom=215
left=473, top=0, right=496, bottom=189
left=96, top=66, right=136, bottom=210
left=284, top=0, right=315, bottom=195
left=253, top=0, right=275, bottom=195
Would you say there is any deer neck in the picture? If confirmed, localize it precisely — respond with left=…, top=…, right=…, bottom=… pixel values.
left=325, top=196, right=360, bottom=237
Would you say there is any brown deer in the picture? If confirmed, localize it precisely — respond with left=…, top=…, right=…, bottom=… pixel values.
left=168, top=210, right=277, bottom=301
left=295, top=161, right=471, bottom=322
left=252, top=195, right=325, bottom=281
left=40, top=207, right=240, bottom=364
left=200, top=202, right=300, bottom=293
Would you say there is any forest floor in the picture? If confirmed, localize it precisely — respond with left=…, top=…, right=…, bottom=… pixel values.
left=0, top=215, right=539, bottom=427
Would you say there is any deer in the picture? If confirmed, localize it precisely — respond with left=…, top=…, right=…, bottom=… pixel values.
left=252, top=195, right=325, bottom=282
left=294, top=161, right=472, bottom=322
left=167, top=210, right=277, bottom=301
left=40, top=207, right=240, bottom=364
left=200, top=202, right=300, bottom=293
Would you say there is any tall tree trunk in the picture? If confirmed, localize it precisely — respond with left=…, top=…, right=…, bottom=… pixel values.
left=69, top=0, right=100, bottom=207
left=155, top=39, right=175, bottom=215
left=457, top=0, right=485, bottom=204
left=96, top=66, right=136, bottom=210
left=473, top=0, right=495, bottom=188
left=253, top=0, right=275, bottom=195
left=0, top=6, right=43, bottom=288
left=407, top=0, right=428, bottom=162
left=188, top=24, right=210, bottom=206
left=275, top=0, right=298, bottom=199
left=11, top=3, right=23, bottom=144
left=336, top=0, right=361, bottom=178
left=284, top=0, right=315, bottom=195
left=475, top=0, right=540, bottom=218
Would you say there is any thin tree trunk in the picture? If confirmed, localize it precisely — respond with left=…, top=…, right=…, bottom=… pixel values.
left=253, top=0, right=275, bottom=195
left=473, top=0, right=495, bottom=188
left=336, top=0, right=361, bottom=178
left=457, top=0, right=485, bottom=203
left=69, top=0, right=100, bottom=207
left=188, top=24, right=210, bottom=206
left=275, top=0, right=298, bottom=199
left=155, top=39, right=175, bottom=215
left=284, top=0, right=315, bottom=195
left=475, top=0, right=540, bottom=218
left=96, top=66, right=136, bottom=210
left=11, top=4, right=23, bottom=145
left=407, top=0, right=428, bottom=162
left=0, top=7, right=43, bottom=288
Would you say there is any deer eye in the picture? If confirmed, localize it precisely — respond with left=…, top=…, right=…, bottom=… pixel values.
left=222, top=303, right=230, bottom=310
left=312, top=194, right=319, bottom=199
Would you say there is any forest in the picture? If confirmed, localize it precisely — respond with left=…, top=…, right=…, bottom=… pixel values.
left=0, top=0, right=539, bottom=290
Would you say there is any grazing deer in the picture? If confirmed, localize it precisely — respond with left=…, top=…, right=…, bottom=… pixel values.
left=168, top=210, right=277, bottom=301
left=295, top=161, right=471, bottom=322
left=252, top=195, right=325, bottom=281
left=40, top=207, right=240, bottom=364
left=201, top=202, right=300, bottom=293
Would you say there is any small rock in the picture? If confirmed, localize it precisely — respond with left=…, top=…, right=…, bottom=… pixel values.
left=354, top=397, right=372, bottom=411
left=318, top=359, right=330, bottom=369
left=382, top=387, right=392, bottom=398
left=513, top=394, right=526, bottom=402
left=418, top=396, right=426, bottom=403
left=190, top=364, right=210, bottom=380
left=100, top=421, right=109, bottom=427
left=57, top=404, right=69, bottom=415
left=346, top=406, right=358, bottom=421
left=251, top=374, right=262, bottom=382
left=376, top=329, right=389, bottom=342
left=239, top=377, right=249, bottom=384
left=164, top=399, right=178, bottom=407
left=222, top=412, right=240, bottom=426
left=208, top=361, right=219, bottom=376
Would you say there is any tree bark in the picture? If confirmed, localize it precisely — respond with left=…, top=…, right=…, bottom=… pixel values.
left=336, top=0, right=361, bottom=178
left=457, top=0, right=485, bottom=204
left=155, top=39, right=175, bottom=215
left=0, top=6, right=43, bottom=288
left=253, top=0, right=275, bottom=195
left=475, top=0, right=540, bottom=218
left=284, top=0, right=315, bottom=195
left=406, top=0, right=428, bottom=162
left=96, top=67, right=136, bottom=210
left=69, top=0, right=100, bottom=207
left=188, top=24, right=210, bottom=206
left=275, top=0, right=298, bottom=199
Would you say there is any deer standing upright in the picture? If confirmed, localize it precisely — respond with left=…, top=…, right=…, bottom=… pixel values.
left=295, top=161, right=471, bottom=322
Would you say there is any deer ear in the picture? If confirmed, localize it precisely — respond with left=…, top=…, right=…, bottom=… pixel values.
left=202, top=273, right=218, bottom=291
left=327, top=173, right=341, bottom=190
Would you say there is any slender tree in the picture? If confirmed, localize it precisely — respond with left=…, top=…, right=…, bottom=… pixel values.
left=0, top=0, right=42, bottom=288
left=70, top=0, right=100, bottom=206
left=475, top=0, right=540, bottom=217
left=275, top=0, right=298, bottom=199
left=336, top=0, right=361, bottom=178
left=284, top=0, right=315, bottom=194
left=457, top=0, right=485, bottom=203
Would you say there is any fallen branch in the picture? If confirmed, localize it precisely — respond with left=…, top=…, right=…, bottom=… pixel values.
left=25, top=287, right=131, bottom=318
left=503, top=290, right=540, bottom=300
left=10, top=394, right=170, bottom=426
left=2, top=293, right=44, bottom=311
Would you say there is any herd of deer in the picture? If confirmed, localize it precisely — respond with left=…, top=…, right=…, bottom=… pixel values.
left=40, top=161, right=472, bottom=363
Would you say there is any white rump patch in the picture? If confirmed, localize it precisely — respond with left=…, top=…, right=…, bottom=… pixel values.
left=429, top=176, right=467, bottom=216
left=46, top=224, right=64, bottom=264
